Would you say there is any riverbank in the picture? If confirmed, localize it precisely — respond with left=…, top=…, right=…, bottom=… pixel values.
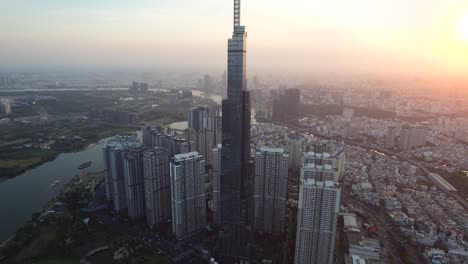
left=0, top=170, right=171, bottom=264
left=0, top=171, right=104, bottom=263
left=0, top=123, right=135, bottom=180
left=0, top=137, right=112, bottom=243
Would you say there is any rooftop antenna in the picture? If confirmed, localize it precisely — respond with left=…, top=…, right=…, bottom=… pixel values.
left=234, top=0, right=241, bottom=29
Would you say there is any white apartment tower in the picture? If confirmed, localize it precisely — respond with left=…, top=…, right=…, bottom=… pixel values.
left=170, top=152, right=207, bottom=239
left=302, top=141, right=346, bottom=182
left=254, top=148, right=289, bottom=234
left=294, top=179, right=341, bottom=264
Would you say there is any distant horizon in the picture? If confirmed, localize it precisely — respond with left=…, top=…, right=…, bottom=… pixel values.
left=1, top=0, right=468, bottom=86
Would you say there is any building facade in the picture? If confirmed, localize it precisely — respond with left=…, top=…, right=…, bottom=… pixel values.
left=272, top=88, right=301, bottom=125
left=302, top=140, right=346, bottom=182
left=286, top=137, right=302, bottom=171
left=212, top=144, right=222, bottom=227
left=170, top=152, right=207, bottom=239
left=124, top=149, right=146, bottom=220
left=386, top=126, right=396, bottom=149
left=102, top=135, right=141, bottom=213
left=144, top=148, right=171, bottom=227
left=295, top=179, right=341, bottom=264
left=219, top=0, right=254, bottom=259
left=151, top=131, right=194, bottom=159
left=399, top=125, right=429, bottom=150
left=0, top=99, right=11, bottom=114
left=253, top=148, right=289, bottom=234
left=188, top=106, right=208, bottom=132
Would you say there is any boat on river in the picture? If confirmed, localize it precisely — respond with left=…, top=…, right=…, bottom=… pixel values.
left=78, top=161, right=92, bottom=170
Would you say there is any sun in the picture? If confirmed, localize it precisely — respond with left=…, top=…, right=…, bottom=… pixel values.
left=459, top=14, right=468, bottom=41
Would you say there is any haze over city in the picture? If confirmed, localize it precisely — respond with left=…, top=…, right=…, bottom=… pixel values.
left=0, top=1, right=468, bottom=264
left=2, top=0, right=468, bottom=81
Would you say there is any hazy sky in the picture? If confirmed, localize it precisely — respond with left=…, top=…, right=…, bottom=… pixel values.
left=1, top=0, right=468, bottom=79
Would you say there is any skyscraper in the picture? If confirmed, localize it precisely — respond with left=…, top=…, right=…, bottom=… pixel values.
left=286, top=137, right=302, bottom=171
left=219, top=0, right=254, bottom=259
left=123, top=148, right=146, bottom=220
left=197, top=128, right=214, bottom=165
left=302, top=140, right=346, bottom=182
left=151, top=131, right=194, bottom=158
left=188, top=106, right=208, bottom=132
left=106, top=146, right=129, bottom=212
left=170, top=152, right=207, bottom=239
left=144, top=148, right=171, bottom=228
left=272, top=88, right=301, bottom=125
left=399, top=125, right=412, bottom=150
left=294, top=179, right=341, bottom=264
left=0, top=99, right=12, bottom=114
left=102, top=135, right=141, bottom=212
left=386, top=126, right=396, bottom=149
left=253, top=148, right=289, bottom=234
left=212, top=144, right=222, bottom=227
left=399, top=125, right=429, bottom=150
left=141, top=126, right=152, bottom=147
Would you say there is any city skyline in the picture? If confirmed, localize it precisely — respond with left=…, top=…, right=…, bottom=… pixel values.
left=2, top=0, right=468, bottom=81
left=0, top=1, right=467, bottom=263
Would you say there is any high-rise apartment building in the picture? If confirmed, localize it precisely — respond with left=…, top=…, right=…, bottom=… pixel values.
left=399, top=125, right=429, bottom=150
left=301, top=164, right=336, bottom=182
left=102, top=146, right=115, bottom=202
left=151, top=131, right=194, bottom=158
left=253, top=148, right=289, bottom=234
left=302, top=140, right=346, bottom=182
left=102, top=135, right=140, bottom=212
left=272, top=88, right=301, bottom=125
left=197, top=129, right=214, bottom=165
left=413, top=125, right=430, bottom=147
left=187, top=106, right=221, bottom=165
left=106, top=146, right=127, bottom=211
left=170, top=152, right=207, bottom=239
left=188, top=106, right=208, bottom=132
left=386, top=126, right=396, bottom=149
left=294, top=179, right=341, bottom=264
left=205, top=115, right=222, bottom=146
left=0, top=99, right=11, bottom=114
left=144, top=148, right=171, bottom=228
left=219, top=0, right=254, bottom=259
left=141, top=126, right=152, bottom=147
left=399, top=125, right=412, bottom=151
left=342, top=107, right=355, bottom=121
left=123, top=148, right=146, bottom=220
left=212, top=144, right=222, bottom=227
left=286, top=137, right=302, bottom=171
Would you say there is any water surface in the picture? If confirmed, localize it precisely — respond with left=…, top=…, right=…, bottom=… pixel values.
left=0, top=140, right=110, bottom=243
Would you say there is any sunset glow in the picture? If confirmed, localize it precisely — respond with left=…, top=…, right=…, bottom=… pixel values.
left=0, top=0, right=468, bottom=80
left=459, top=14, right=468, bottom=41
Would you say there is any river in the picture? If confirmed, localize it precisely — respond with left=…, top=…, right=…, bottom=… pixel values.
left=0, top=140, right=111, bottom=243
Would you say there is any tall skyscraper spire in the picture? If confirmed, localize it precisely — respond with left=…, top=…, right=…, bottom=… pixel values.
left=234, top=0, right=241, bottom=29
left=218, top=0, right=253, bottom=261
